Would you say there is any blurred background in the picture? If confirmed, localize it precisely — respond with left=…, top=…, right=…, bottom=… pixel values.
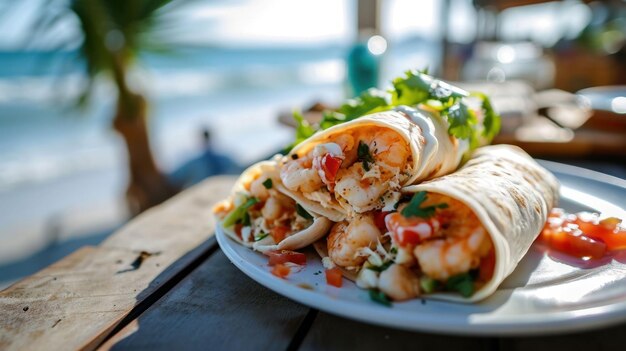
left=0, top=0, right=625, bottom=288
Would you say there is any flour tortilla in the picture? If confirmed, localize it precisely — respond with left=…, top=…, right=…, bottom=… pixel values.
left=280, top=106, right=470, bottom=221
left=218, top=160, right=333, bottom=253
left=403, top=144, right=559, bottom=302
left=313, top=145, right=559, bottom=303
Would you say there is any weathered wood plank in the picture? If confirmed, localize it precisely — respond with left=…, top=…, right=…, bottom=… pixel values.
left=298, top=312, right=494, bottom=351
left=101, top=176, right=236, bottom=253
left=0, top=176, right=237, bottom=351
left=98, top=250, right=310, bottom=351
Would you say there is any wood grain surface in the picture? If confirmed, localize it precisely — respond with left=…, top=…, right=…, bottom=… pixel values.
left=0, top=176, right=237, bottom=351
left=98, top=250, right=310, bottom=351
left=3, top=172, right=626, bottom=351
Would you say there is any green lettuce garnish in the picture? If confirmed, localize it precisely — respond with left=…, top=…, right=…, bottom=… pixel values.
left=400, top=191, right=448, bottom=219
left=223, top=197, right=259, bottom=227
left=287, top=70, right=500, bottom=153
left=369, top=289, right=392, bottom=307
left=445, top=273, right=475, bottom=298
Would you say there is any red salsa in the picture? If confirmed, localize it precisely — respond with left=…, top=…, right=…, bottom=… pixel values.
left=539, top=208, right=625, bottom=259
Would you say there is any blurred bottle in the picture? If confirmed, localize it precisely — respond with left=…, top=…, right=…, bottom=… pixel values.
left=346, top=31, right=386, bottom=97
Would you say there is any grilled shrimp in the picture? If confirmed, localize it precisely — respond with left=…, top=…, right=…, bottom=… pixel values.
left=414, top=225, right=492, bottom=281
left=334, top=129, right=410, bottom=212
left=328, top=214, right=382, bottom=268
left=378, top=264, right=421, bottom=301
left=387, top=193, right=494, bottom=281
left=369, top=129, right=408, bottom=170
left=334, top=163, right=387, bottom=211
left=249, top=175, right=271, bottom=201
left=280, top=156, right=324, bottom=193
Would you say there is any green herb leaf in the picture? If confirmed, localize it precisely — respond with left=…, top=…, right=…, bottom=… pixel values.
left=242, top=211, right=251, bottom=226
left=262, top=178, right=273, bottom=189
left=357, top=141, right=374, bottom=171
left=319, top=111, right=345, bottom=130
left=420, top=276, right=438, bottom=294
left=296, top=204, right=314, bottom=220
left=222, top=197, right=259, bottom=227
left=366, top=261, right=393, bottom=272
left=338, top=88, right=389, bottom=120
left=369, top=289, right=392, bottom=307
left=285, top=69, right=500, bottom=154
left=390, top=247, right=398, bottom=255
left=471, top=92, right=501, bottom=142
left=254, top=231, right=269, bottom=242
left=445, top=273, right=475, bottom=298
left=284, top=111, right=317, bottom=152
left=445, top=102, right=476, bottom=140
left=401, top=191, right=448, bottom=219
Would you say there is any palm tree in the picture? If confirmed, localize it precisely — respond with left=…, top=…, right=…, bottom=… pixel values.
left=29, top=0, right=183, bottom=215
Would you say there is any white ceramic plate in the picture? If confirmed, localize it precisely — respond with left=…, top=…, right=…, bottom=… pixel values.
left=216, top=161, right=626, bottom=336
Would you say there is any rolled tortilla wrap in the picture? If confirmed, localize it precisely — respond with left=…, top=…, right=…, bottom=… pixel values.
left=317, top=145, right=559, bottom=303
left=278, top=106, right=470, bottom=221
left=403, top=145, right=559, bottom=302
left=213, top=160, right=333, bottom=253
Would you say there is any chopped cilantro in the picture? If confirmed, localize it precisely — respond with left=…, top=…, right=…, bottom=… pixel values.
left=366, top=261, right=393, bottom=272
left=446, top=102, right=476, bottom=140
left=337, top=89, right=389, bottom=120
left=296, top=204, right=314, bottom=220
left=357, top=141, right=374, bottom=171
left=284, top=111, right=316, bottom=152
left=222, top=197, right=259, bottom=227
left=262, top=178, right=273, bottom=189
left=369, top=289, right=392, bottom=307
left=242, top=212, right=251, bottom=226
left=285, top=70, right=501, bottom=152
left=420, top=276, right=439, bottom=294
left=400, top=191, right=448, bottom=219
left=445, top=273, right=475, bottom=298
left=254, top=231, right=269, bottom=242
left=390, top=247, right=398, bottom=255
left=472, top=92, right=501, bottom=142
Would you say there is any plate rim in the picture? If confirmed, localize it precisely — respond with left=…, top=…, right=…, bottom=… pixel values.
left=216, top=161, right=626, bottom=336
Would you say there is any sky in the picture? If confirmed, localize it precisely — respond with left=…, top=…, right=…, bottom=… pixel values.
left=0, top=0, right=446, bottom=50
left=0, top=0, right=591, bottom=50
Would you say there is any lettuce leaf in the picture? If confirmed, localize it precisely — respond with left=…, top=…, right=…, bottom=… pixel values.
left=286, top=70, right=501, bottom=151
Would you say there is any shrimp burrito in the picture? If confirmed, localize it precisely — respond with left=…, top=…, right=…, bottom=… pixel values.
left=278, top=106, right=473, bottom=222
left=317, top=145, right=559, bottom=303
left=213, top=160, right=333, bottom=253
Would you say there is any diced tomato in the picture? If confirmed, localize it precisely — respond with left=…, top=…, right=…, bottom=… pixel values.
left=234, top=224, right=243, bottom=239
left=325, top=267, right=343, bottom=288
left=373, top=211, right=390, bottom=232
left=271, top=263, right=290, bottom=278
left=542, top=208, right=625, bottom=257
left=479, top=248, right=496, bottom=282
left=541, top=225, right=607, bottom=259
left=600, top=217, right=622, bottom=231
left=267, top=250, right=307, bottom=266
left=271, top=225, right=290, bottom=243
left=321, top=154, right=342, bottom=182
left=250, top=201, right=264, bottom=211
left=574, top=215, right=626, bottom=251
left=385, top=212, right=434, bottom=248
left=393, top=229, right=422, bottom=247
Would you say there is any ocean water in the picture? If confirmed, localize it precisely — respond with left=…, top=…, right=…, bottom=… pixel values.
left=0, top=41, right=438, bottom=190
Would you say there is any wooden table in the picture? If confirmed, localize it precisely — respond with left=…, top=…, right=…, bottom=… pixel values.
left=2, top=174, right=626, bottom=351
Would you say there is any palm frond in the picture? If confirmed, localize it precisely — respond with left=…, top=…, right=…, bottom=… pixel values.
left=21, top=0, right=183, bottom=106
